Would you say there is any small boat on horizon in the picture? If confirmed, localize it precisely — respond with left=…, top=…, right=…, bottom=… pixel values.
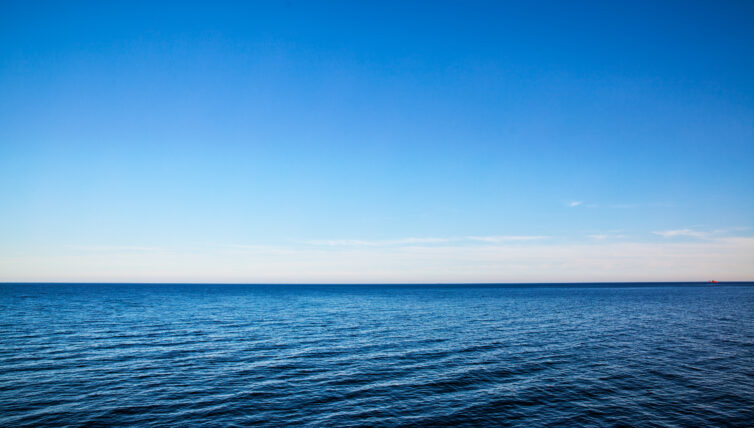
left=708, top=280, right=719, bottom=284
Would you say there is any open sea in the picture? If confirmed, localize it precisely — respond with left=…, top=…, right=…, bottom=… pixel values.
left=0, top=283, right=752, bottom=427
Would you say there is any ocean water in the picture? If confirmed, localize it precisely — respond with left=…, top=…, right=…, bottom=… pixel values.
left=0, top=283, right=752, bottom=427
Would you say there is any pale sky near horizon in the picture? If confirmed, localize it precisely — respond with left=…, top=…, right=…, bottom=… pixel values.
left=1, top=1, right=753, bottom=282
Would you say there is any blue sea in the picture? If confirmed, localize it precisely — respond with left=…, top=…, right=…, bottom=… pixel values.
left=0, top=283, right=752, bottom=426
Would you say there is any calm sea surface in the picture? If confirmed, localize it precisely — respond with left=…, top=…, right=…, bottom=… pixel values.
left=0, top=283, right=752, bottom=426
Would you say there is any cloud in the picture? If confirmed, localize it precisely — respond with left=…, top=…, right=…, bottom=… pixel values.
left=301, top=237, right=454, bottom=247
left=66, top=245, right=163, bottom=253
left=588, top=233, right=628, bottom=240
left=568, top=202, right=673, bottom=209
left=653, top=229, right=710, bottom=239
left=466, top=235, right=548, bottom=243
left=302, top=236, right=548, bottom=247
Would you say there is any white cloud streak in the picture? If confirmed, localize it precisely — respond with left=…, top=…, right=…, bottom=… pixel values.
left=653, top=229, right=710, bottom=239
left=301, top=236, right=548, bottom=247
left=301, top=237, right=454, bottom=247
left=466, top=235, right=549, bottom=243
left=66, top=245, right=163, bottom=252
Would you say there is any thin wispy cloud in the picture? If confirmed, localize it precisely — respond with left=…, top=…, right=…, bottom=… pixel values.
left=569, top=202, right=673, bottom=210
left=587, top=232, right=628, bottom=240
left=466, top=235, right=548, bottom=243
left=301, top=237, right=455, bottom=247
left=66, top=245, right=163, bottom=253
left=653, top=229, right=710, bottom=239
left=302, top=236, right=548, bottom=247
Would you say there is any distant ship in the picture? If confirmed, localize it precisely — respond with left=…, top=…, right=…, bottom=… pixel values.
left=708, top=280, right=719, bottom=284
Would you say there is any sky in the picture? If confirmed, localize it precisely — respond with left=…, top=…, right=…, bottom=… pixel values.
left=1, top=0, right=753, bottom=282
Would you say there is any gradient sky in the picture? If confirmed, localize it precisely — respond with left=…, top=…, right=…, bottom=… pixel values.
left=1, top=1, right=753, bottom=282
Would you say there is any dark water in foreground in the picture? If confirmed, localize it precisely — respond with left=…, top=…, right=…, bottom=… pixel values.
left=0, top=283, right=752, bottom=427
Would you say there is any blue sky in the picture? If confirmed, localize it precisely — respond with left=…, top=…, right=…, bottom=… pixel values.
left=1, top=1, right=753, bottom=282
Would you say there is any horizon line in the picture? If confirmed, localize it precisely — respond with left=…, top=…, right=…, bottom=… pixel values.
left=2, top=281, right=751, bottom=286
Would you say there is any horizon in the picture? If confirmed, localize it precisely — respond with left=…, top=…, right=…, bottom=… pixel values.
left=2, top=280, right=751, bottom=286
left=2, top=1, right=753, bottom=282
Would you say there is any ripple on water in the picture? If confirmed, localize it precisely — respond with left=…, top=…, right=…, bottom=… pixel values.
left=0, top=283, right=753, bottom=426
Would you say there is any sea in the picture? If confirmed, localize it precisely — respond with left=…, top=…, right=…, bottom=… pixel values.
left=0, top=283, right=752, bottom=426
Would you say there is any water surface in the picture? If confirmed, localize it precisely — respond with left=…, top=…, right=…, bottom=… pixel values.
left=1, top=283, right=752, bottom=426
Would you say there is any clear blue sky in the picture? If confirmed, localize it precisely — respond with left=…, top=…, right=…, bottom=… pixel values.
left=1, top=1, right=752, bottom=282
